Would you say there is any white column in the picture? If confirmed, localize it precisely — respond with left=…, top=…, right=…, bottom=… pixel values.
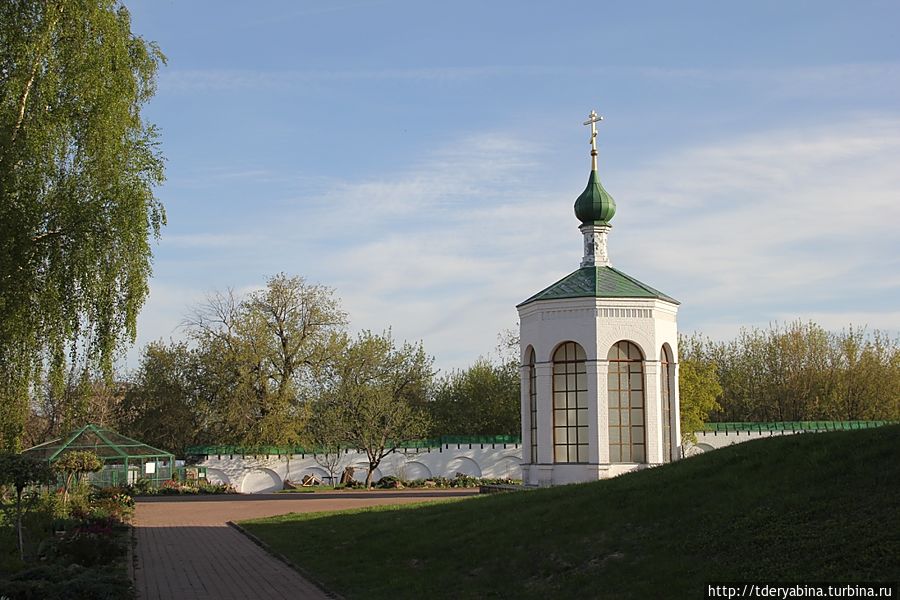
left=643, top=360, right=661, bottom=464
left=535, top=363, right=554, bottom=467
left=519, top=364, right=531, bottom=465
left=597, top=360, right=611, bottom=465
left=672, top=361, right=683, bottom=460
left=585, top=360, right=600, bottom=464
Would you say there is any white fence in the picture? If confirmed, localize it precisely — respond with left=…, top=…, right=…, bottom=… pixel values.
left=199, top=425, right=854, bottom=493
left=200, top=443, right=523, bottom=493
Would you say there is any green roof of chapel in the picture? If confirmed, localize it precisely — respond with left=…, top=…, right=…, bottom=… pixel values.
left=518, top=266, right=679, bottom=307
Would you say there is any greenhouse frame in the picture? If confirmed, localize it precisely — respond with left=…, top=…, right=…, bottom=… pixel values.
left=24, top=424, right=175, bottom=488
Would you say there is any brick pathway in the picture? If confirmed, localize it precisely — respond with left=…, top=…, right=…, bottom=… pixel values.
left=133, top=490, right=476, bottom=599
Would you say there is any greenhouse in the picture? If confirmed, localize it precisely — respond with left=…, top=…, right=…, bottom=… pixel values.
left=24, top=423, right=175, bottom=488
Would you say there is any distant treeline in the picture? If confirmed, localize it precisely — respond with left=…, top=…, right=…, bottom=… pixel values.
left=681, top=321, right=900, bottom=423
left=18, top=274, right=519, bottom=459
left=18, top=310, right=898, bottom=456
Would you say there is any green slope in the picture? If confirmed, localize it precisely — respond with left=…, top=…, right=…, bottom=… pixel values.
left=241, top=426, right=900, bottom=599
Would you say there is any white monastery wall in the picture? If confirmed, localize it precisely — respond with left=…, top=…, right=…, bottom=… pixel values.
left=200, top=443, right=523, bottom=494
left=202, top=428, right=811, bottom=493
left=686, top=429, right=799, bottom=455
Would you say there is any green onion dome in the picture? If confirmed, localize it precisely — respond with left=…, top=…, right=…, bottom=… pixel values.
left=574, top=169, right=616, bottom=226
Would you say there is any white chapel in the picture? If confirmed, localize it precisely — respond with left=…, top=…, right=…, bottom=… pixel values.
left=518, top=111, right=682, bottom=486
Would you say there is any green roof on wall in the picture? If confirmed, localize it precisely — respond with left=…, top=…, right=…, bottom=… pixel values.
left=518, top=266, right=679, bottom=307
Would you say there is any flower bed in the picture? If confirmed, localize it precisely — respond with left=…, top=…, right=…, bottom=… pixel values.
left=0, top=485, right=135, bottom=599
left=127, top=477, right=236, bottom=496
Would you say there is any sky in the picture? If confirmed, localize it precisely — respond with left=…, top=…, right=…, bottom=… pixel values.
left=123, top=0, right=900, bottom=374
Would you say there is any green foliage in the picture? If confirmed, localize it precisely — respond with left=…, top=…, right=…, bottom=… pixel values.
left=0, top=524, right=24, bottom=573
left=680, top=322, right=900, bottom=422
left=303, top=396, right=346, bottom=483
left=0, top=464, right=133, bottom=596
left=25, top=373, right=125, bottom=450
left=86, top=487, right=134, bottom=523
left=130, top=478, right=235, bottom=496
left=125, top=478, right=154, bottom=496
left=324, top=330, right=433, bottom=487
left=53, top=451, right=102, bottom=481
left=0, top=453, right=54, bottom=560
left=118, top=341, right=202, bottom=456
left=120, top=273, right=347, bottom=450
left=429, top=357, right=520, bottom=436
left=374, top=475, right=519, bottom=489
left=0, top=453, right=54, bottom=496
left=0, top=559, right=133, bottom=599
left=53, top=450, right=101, bottom=505
left=43, top=523, right=124, bottom=568
left=0, top=0, right=166, bottom=451
left=678, top=359, right=723, bottom=444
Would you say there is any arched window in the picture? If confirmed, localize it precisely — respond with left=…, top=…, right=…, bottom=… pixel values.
left=660, top=344, right=675, bottom=463
left=552, top=342, right=588, bottom=463
left=528, top=348, right=537, bottom=463
left=607, top=341, right=645, bottom=463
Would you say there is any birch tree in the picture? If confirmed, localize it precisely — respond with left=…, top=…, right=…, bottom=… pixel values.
left=0, top=0, right=166, bottom=449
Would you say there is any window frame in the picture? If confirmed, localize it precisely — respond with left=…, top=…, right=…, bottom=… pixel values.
left=552, top=341, right=589, bottom=464
left=528, top=348, right=538, bottom=463
left=660, top=344, right=674, bottom=463
left=607, top=341, right=646, bottom=463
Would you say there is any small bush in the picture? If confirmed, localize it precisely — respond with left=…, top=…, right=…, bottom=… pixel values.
left=41, top=522, right=126, bottom=568
left=88, top=488, right=135, bottom=524
left=0, top=525, right=24, bottom=574
left=197, top=481, right=235, bottom=494
left=0, top=562, right=132, bottom=600
left=375, top=476, right=403, bottom=489
left=127, top=478, right=156, bottom=496
left=128, top=477, right=236, bottom=496
left=385, top=476, right=520, bottom=489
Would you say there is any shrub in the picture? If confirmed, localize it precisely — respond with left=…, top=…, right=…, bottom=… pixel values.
left=382, top=476, right=521, bottom=489
left=53, top=451, right=102, bottom=505
left=37, top=489, right=68, bottom=521
left=375, top=476, right=403, bottom=489
left=50, top=527, right=122, bottom=567
left=142, top=478, right=236, bottom=496
left=197, top=481, right=236, bottom=494
left=88, top=488, right=135, bottom=524
left=0, top=525, right=25, bottom=574
left=65, top=480, right=94, bottom=518
left=0, top=453, right=55, bottom=560
left=0, top=563, right=133, bottom=600
left=127, top=478, right=156, bottom=496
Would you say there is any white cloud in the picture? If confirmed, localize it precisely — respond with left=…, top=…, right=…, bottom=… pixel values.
left=129, top=114, right=900, bottom=373
left=609, top=116, right=900, bottom=336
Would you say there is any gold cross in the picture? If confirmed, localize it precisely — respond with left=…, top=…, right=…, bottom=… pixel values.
left=583, top=110, right=603, bottom=170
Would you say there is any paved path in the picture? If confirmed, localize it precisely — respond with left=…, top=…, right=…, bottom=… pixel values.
left=133, top=490, right=476, bottom=599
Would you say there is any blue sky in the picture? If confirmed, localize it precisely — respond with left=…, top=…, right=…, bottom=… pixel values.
left=124, top=0, right=900, bottom=372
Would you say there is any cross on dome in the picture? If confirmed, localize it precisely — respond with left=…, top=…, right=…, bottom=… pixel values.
left=574, top=109, right=615, bottom=229
left=583, top=110, right=603, bottom=171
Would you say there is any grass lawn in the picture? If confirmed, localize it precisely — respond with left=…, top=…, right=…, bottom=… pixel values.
left=241, top=425, right=900, bottom=599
